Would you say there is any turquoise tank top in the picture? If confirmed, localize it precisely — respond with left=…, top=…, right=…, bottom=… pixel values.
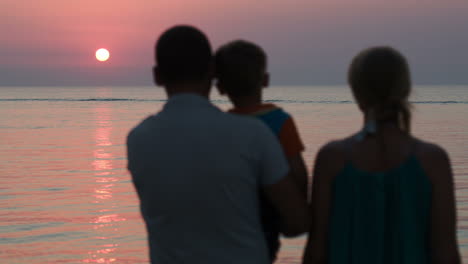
left=329, top=154, right=432, bottom=264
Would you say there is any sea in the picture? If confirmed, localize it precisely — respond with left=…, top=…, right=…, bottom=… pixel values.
left=1, top=85, right=467, bottom=263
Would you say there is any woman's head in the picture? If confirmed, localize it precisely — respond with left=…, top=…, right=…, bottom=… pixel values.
left=348, top=47, right=412, bottom=132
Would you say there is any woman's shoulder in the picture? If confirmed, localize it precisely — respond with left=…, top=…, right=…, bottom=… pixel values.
left=314, top=136, right=356, bottom=180
left=413, top=137, right=449, bottom=159
left=317, top=136, right=355, bottom=158
left=412, top=137, right=452, bottom=183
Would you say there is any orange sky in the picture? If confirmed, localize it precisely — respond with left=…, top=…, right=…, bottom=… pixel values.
left=1, top=0, right=467, bottom=85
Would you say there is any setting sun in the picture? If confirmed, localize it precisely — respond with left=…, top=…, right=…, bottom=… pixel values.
left=95, top=48, right=110, bottom=62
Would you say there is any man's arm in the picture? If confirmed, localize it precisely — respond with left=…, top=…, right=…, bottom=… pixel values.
left=255, top=122, right=309, bottom=237
left=263, top=173, right=309, bottom=237
left=288, top=154, right=308, bottom=198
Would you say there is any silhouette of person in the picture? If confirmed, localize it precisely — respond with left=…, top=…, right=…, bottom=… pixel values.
left=126, top=25, right=308, bottom=264
left=303, top=47, right=460, bottom=264
left=215, top=40, right=308, bottom=262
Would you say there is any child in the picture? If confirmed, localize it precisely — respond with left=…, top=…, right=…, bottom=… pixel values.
left=215, top=40, right=308, bottom=262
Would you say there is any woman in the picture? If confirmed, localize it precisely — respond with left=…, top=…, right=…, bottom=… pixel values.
left=303, top=47, right=460, bottom=264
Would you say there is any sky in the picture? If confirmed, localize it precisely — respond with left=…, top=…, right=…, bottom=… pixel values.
left=1, top=0, right=467, bottom=86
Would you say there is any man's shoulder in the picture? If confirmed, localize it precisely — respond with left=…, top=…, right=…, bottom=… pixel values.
left=214, top=112, right=276, bottom=144
left=127, top=115, right=157, bottom=142
left=217, top=112, right=267, bottom=134
left=127, top=112, right=269, bottom=139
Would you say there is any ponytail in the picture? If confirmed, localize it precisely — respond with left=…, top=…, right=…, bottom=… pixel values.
left=399, top=100, right=411, bottom=133
left=371, top=99, right=412, bottom=134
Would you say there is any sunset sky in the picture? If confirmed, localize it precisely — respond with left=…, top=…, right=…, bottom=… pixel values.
left=1, top=0, right=467, bottom=86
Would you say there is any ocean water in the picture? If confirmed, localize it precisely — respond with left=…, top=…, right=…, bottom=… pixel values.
left=1, top=85, right=467, bottom=263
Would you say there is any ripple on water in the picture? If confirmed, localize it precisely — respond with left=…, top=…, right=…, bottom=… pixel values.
left=1, top=86, right=468, bottom=263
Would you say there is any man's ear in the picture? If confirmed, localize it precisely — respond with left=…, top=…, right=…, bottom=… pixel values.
left=153, top=66, right=164, bottom=86
left=262, top=72, right=270, bottom=88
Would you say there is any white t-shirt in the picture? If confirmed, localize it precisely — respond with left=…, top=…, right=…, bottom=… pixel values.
left=127, top=93, right=289, bottom=264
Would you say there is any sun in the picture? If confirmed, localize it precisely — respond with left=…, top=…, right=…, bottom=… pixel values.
left=95, top=48, right=110, bottom=62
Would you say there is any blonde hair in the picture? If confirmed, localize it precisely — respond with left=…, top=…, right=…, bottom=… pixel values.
left=348, top=47, right=412, bottom=133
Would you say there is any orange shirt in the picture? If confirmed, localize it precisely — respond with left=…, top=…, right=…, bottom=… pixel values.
left=229, top=103, right=305, bottom=158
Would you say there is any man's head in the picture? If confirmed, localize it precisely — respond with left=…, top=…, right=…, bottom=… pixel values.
left=153, top=25, right=213, bottom=95
left=215, top=40, right=268, bottom=98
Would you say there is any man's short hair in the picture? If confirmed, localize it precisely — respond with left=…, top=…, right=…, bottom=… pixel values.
left=215, top=40, right=267, bottom=96
left=156, top=25, right=212, bottom=84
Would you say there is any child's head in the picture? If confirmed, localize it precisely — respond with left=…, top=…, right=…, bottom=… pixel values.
left=215, top=40, right=268, bottom=98
left=348, top=46, right=412, bottom=132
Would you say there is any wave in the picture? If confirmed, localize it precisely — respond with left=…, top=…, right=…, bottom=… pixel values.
left=0, top=98, right=467, bottom=104
left=0, top=98, right=164, bottom=102
left=267, top=100, right=468, bottom=104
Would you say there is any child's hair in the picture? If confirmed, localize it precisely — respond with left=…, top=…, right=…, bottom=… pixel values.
left=348, top=47, right=412, bottom=132
left=215, top=40, right=267, bottom=96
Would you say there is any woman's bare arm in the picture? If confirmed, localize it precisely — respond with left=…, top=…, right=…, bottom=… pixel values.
left=423, top=144, right=461, bottom=264
left=303, top=141, right=345, bottom=264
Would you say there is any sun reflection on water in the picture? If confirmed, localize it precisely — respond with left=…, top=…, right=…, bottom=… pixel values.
left=83, top=103, right=126, bottom=263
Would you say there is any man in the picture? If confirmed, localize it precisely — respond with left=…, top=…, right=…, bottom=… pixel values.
left=127, top=25, right=307, bottom=264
